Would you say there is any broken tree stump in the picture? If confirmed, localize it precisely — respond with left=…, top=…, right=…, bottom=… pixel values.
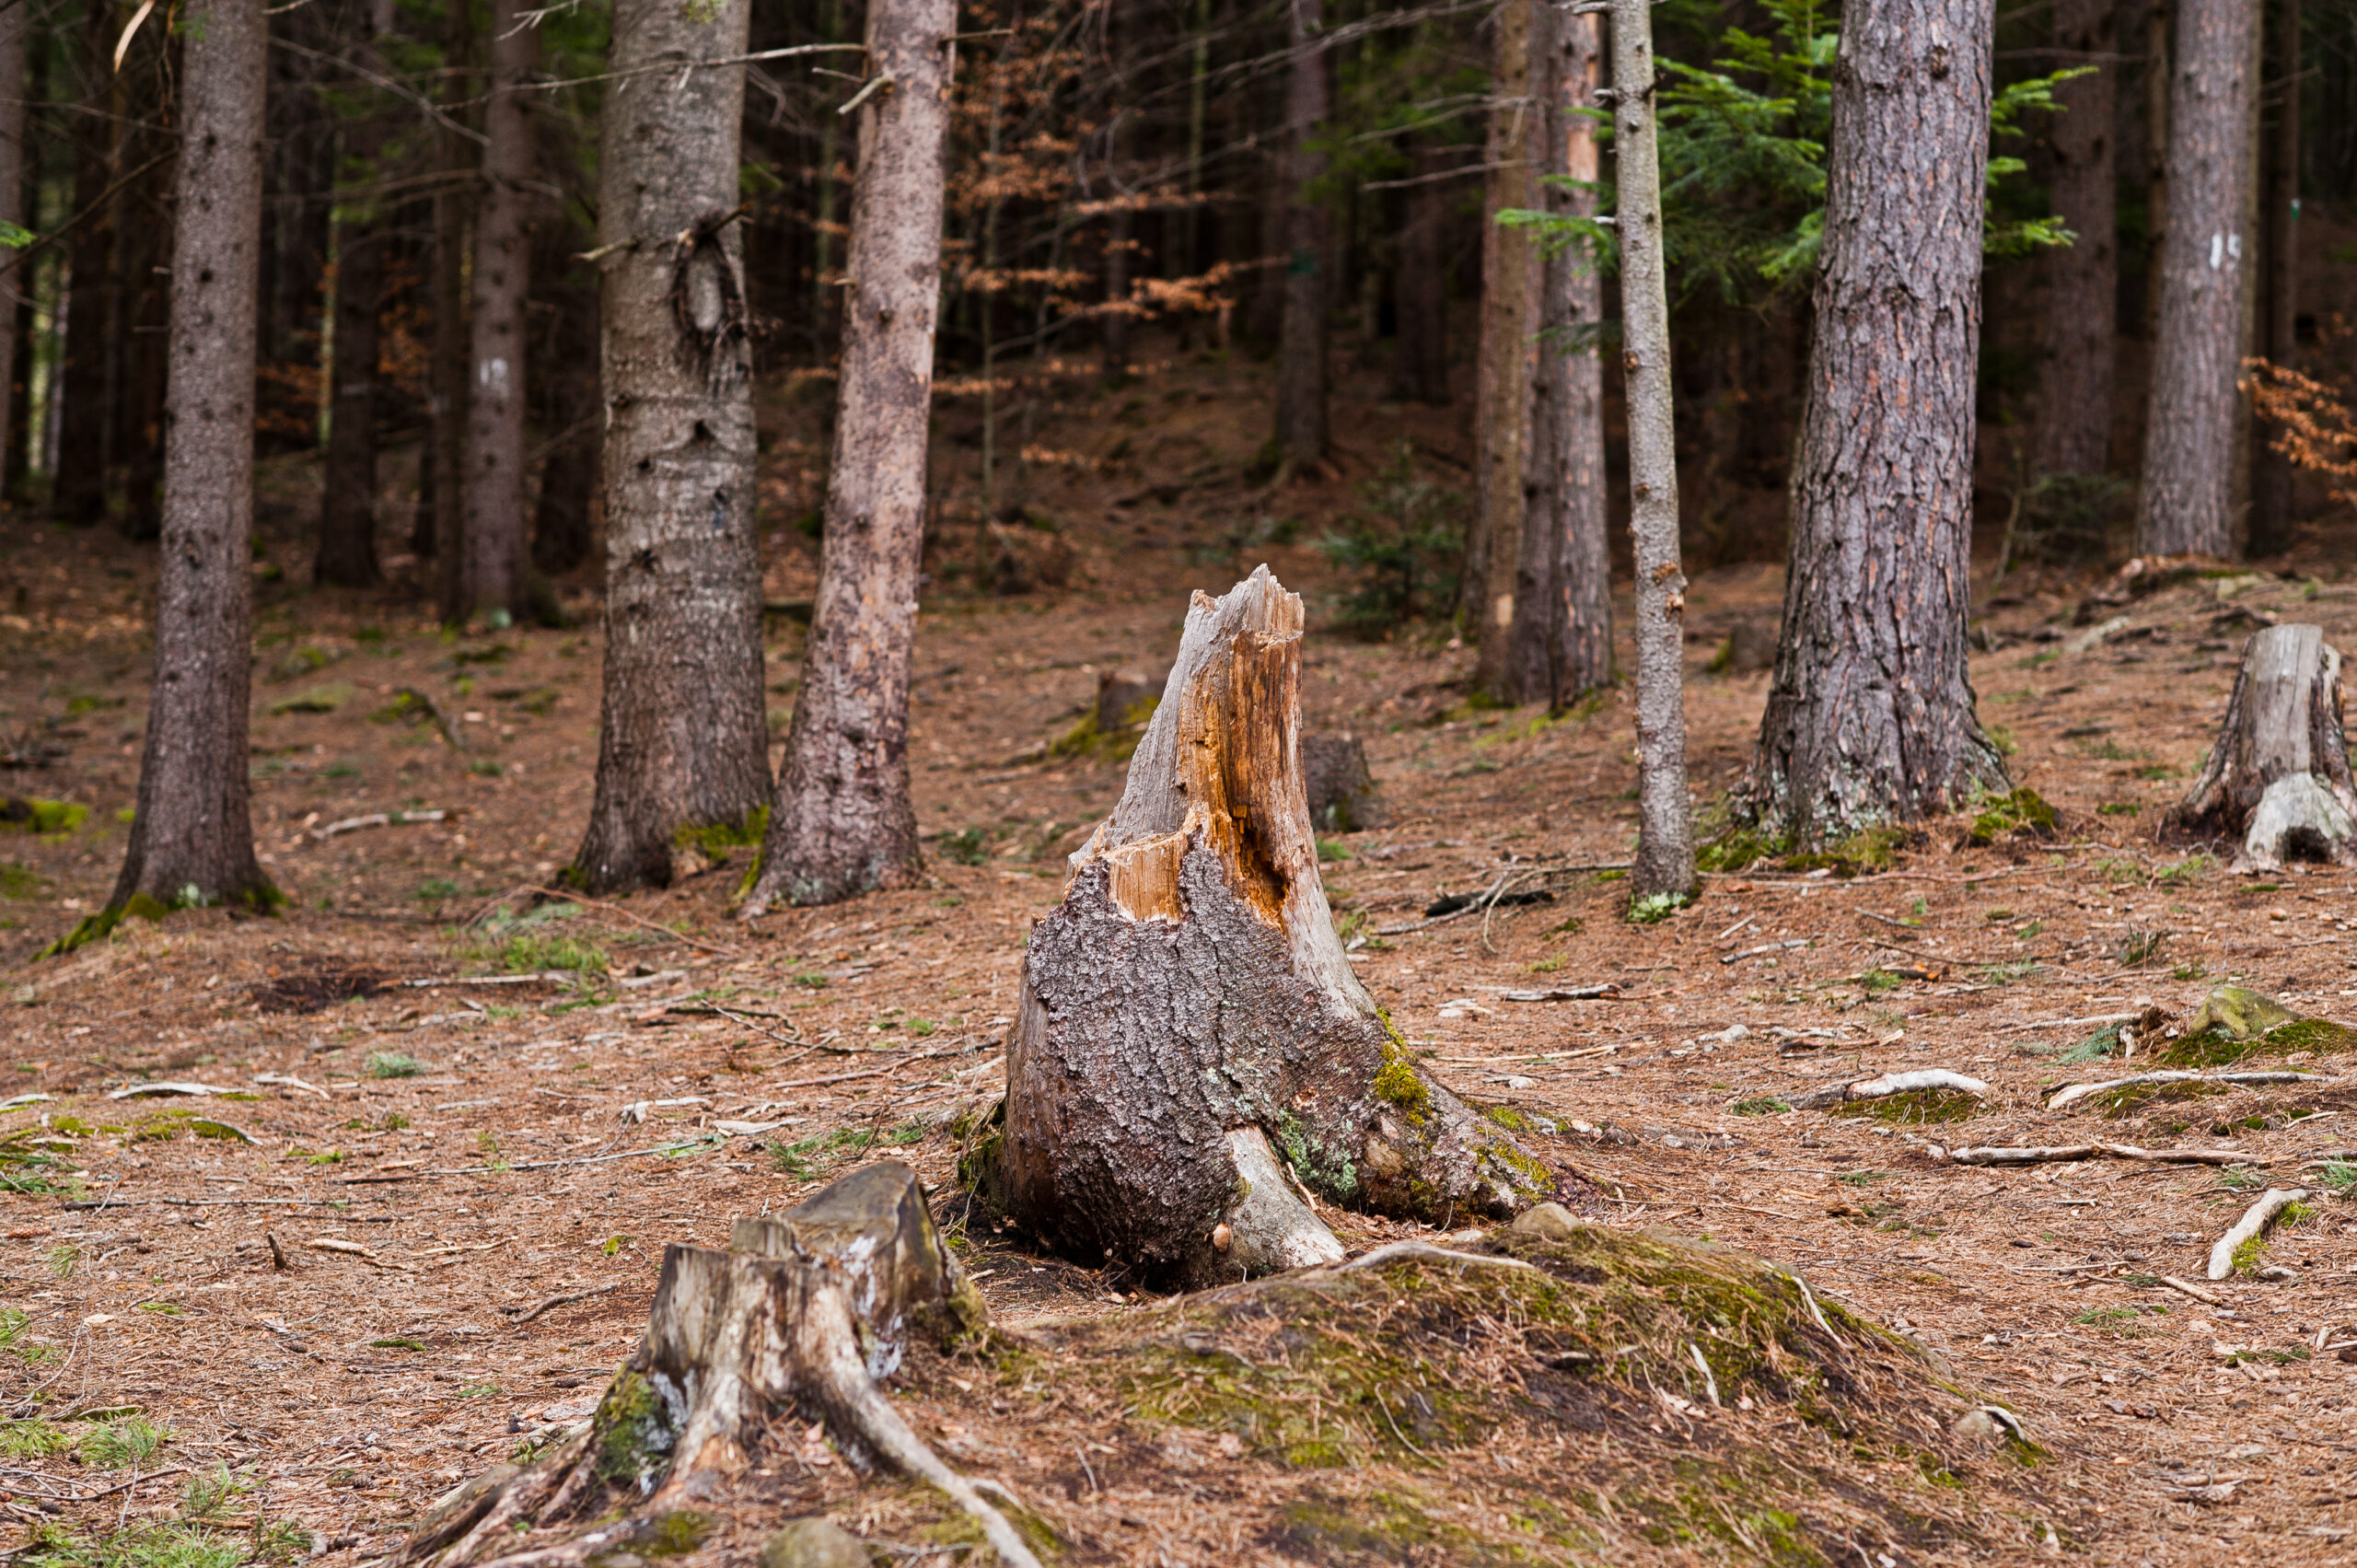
left=1300, top=731, right=1387, bottom=832
left=395, top=1162, right=1035, bottom=1568
left=982, top=567, right=1557, bottom=1287
left=2168, top=623, right=2357, bottom=871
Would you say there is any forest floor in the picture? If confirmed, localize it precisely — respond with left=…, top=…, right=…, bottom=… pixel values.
left=5, top=343, right=2357, bottom=1567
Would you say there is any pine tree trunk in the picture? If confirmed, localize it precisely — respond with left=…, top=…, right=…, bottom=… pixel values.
left=1504, top=7, right=1610, bottom=708
left=1465, top=0, right=1538, bottom=656
left=98, top=0, right=276, bottom=932
left=571, top=0, right=772, bottom=895
left=2168, top=623, right=2357, bottom=870
left=458, top=0, right=534, bottom=622
left=423, top=0, right=474, bottom=570
left=2038, top=0, right=2119, bottom=478
left=1390, top=139, right=1448, bottom=405
left=1273, top=0, right=1328, bottom=465
left=2247, top=0, right=2298, bottom=557
left=318, top=221, right=384, bottom=587
left=746, top=0, right=955, bottom=912
left=1737, top=0, right=2006, bottom=849
left=988, top=570, right=1558, bottom=1287
left=1612, top=0, right=1695, bottom=897
left=55, top=0, right=121, bottom=528
left=2134, top=0, right=2259, bottom=556
left=0, top=2, right=21, bottom=482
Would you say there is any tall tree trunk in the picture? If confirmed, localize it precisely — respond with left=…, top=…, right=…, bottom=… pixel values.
left=456, top=0, right=534, bottom=622
left=2134, top=0, right=2259, bottom=556
left=319, top=220, right=384, bottom=587
left=1504, top=8, right=1609, bottom=708
left=55, top=0, right=121, bottom=528
left=988, top=569, right=1558, bottom=1286
left=2142, top=0, right=2169, bottom=338
left=1738, top=0, right=2006, bottom=848
left=0, top=3, right=27, bottom=492
left=1272, top=0, right=1327, bottom=465
left=423, top=0, right=474, bottom=569
left=1390, top=140, right=1448, bottom=404
left=572, top=0, right=772, bottom=894
left=1464, top=0, right=1538, bottom=649
left=2247, top=0, right=2298, bottom=556
left=88, top=0, right=277, bottom=940
left=1612, top=0, right=1695, bottom=895
left=745, top=0, right=955, bottom=912
left=2039, top=0, right=2119, bottom=477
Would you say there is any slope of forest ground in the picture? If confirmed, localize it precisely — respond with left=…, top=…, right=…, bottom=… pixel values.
left=5, top=345, right=2357, bottom=1566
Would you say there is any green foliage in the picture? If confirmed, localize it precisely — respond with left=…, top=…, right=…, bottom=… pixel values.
left=469, top=931, right=609, bottom=975
left=934, top=828, right=991, bottom=865
left=1627, top=890, right=1691, bottom=924
left=1966, top=786, right=2058, bottom=844
left=78, top=1415, right=171, bottom=1471
left=2003, top=473, right=2131, bottom=568
left=1, top=1306, right=58, bottom=1362
left=1318, top=442, right=1464, bottom=634
left=365, top=1051, right=423, bottom=1079
left=767, top=1121, right=927, bottom=1179
left=1, top=797, right=88, bottom=836
left=673, top=807, right=767, bottom=861
left=1729, top=1097, right=1791, bottom=1117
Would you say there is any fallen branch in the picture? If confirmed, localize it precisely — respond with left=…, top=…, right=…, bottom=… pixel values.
left=401, top=971, right=582, bottom=989
left=520, top=885, right=737, bottom=957
left=500, top=1283, right=621, bottom=1326
left=1722, top=939, right=1810, bottom=965
left=1496, top=984, right=1622, bottom=1002
left=2207, top=1187, right=2312, bottom=1282
left=1937, top=1143, right=2248, bottom=1167
left=310, top=808, right=447, bottom=842
left=1791, top=1069, right=1989, bottom=1110
left=2047, top=1069, right=2331, bottom=1109
left=1335, top=1240, right=1547, bottom=1277
left=106, top=1081, right=231, bottom=1100
left=253, top=1073, right=331, bottom=1098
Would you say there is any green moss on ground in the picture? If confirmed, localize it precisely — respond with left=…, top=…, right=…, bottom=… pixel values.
left=1830, top=1089, right=1983, bottom=1124
left=1965, top=787, right=2058, bottom=844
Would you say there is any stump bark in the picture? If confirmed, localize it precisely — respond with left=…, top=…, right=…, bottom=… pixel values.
left=989, top=568, right=1557, bottom=1287
left=395, top=1163, right=1035, bottom=1568
left=2169, top=623, right=2357, bottom=872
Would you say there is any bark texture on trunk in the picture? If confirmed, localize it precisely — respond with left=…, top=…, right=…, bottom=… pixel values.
left=1738, top=0, right=2007, bottom=849
left=2135, top=0, right=2258, bottom=556
left=2168, top=624, right=2357, bottom=871
left=1272, top=0, right=1328, bottom=465
left=2247, top=0, right=2298, bottom=557
left=1503, top=8, right=1610, bottom=708
left=746, top=0, right=955, bottom=912
left=389, top=1164, right=1031, bottom=1568
left=990, top=570, right=1558, bottom=1288
left=572, top=0, right=772, bottom=895
left=0, top=7, right=27, bottom=494
left=56, top=0, right=121, bottom=528
left=1391, top=140, right=1449, bottom=404
left=423, top=0, right=473, bottom=567
left=318, top=221, right=384, bottom=587
left=457, top=0, right=534, bottom=621
left=1612, top=0, right=1695, bottom=897
left=1466, top=0, right=1538, bottom=656
left=99, top=0, right=276, bottom=928
left=2039, top=0, right=2119, bottom=477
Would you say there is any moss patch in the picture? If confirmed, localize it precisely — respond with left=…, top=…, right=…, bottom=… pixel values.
left=1965, top=787, right=2058, bottom=845
left=1829, top=1089, right=1983, bottom=1124
left=2155, top=1016, right=2357, bottom=1068
left=589, top=1368, right=676, bottom=1493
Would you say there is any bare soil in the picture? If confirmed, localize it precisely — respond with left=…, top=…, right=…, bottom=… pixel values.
left=4, top=343, right=2357, bottom=1566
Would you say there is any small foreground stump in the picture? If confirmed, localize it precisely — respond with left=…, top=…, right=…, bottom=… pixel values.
left=2168, top=623, right=2357, bottom=871
left=395, top=1162, right=1036, bottom=1568
left=982, top=567, right=1557, bottom=1287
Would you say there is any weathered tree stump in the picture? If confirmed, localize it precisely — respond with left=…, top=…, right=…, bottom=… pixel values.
left=2168, top=623, right=2357, bottom=872
left=1300, top=731, right=1386, bottom=832
left=985, top=568, right=1557, bottom=1287
left=396, top=1163, right=1036, bottom=1568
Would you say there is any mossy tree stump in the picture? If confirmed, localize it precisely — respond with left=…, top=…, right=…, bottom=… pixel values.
left=990, top=568, right=1556, bottom=1286
left=2168, top=623, right=2357, bottom=871
left=396, top=1163, right=1038, bottom=1568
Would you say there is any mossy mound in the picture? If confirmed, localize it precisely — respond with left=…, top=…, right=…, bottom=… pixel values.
left=1829, top=1088, right=1983, bottom=1124
left=1965, top=787, right=2058, bottom=846
left=2085, top=1080, right=2230, bottom=1119
left=935, top=1219, right=2061, bottom=1564
left=2155, top=1016, right=2357, bottom=1068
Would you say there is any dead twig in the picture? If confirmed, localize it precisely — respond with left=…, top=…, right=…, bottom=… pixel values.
left=501, top=1282, right=622, bottom=1326
left=2158, top=1274, right=2224, bottom=1307
left=521, top=885, right=737, bottom=956
left=2047, top=1069, right=2331, bottom=1109
left=1935, top=1142, right=2248, bottom=1167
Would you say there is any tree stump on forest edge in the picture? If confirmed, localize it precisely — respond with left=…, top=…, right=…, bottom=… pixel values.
left=2168, top=623, right=2357, bottom=872
left=984, top=567, right=1557, bottom=1287
left=1301, top=731, right=1386, bottom=832
left=395, top=1163, right=1038, bottom=1568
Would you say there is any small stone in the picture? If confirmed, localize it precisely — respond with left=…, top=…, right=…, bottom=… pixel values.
left=758, top=1518, right=869, bottom=1568
left=1504, top=1202, right=1580, bottom=1243
left=1211, top=1223, right=1232, bottom=1253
